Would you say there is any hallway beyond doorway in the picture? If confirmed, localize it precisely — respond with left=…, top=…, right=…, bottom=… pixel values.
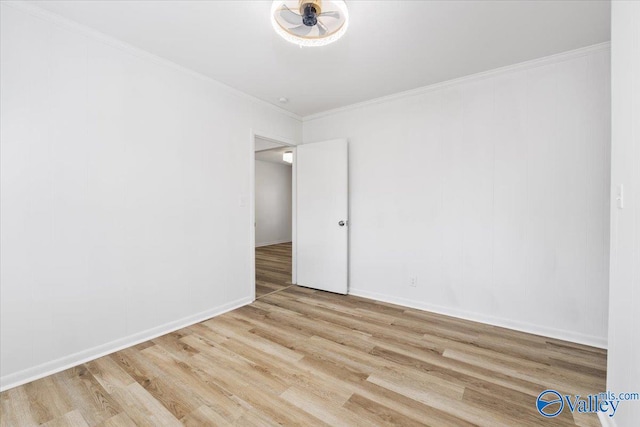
left=256, top=242, right=292, bottom=299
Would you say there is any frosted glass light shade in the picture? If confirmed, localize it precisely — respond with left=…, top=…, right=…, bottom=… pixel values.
left=271, top=0, right=349, bottom=47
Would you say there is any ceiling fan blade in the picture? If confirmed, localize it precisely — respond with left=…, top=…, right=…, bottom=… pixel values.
left=290, top=24, right=313, bottom=36
left=318, top=10, right=341, bottom=19
left=279, top=5, right=302, bottom=25
left=317, top=20, right=328, bottom=36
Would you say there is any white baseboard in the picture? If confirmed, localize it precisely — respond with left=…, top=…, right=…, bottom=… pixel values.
left=598, top=412, right=618, bottom=427
left=256, top=239, right=292, bottom=248
left=0, top=295, right=253, bottom=392
left=348, top=288, right=607, bottom=349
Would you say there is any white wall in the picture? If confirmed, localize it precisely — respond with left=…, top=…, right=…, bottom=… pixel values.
left=606, top=2, right=640, bottom=426
left=0, top=3, right=300, bottom=390
left=304, top=45, right=611, bottom=347
left=255, top=160, right=292, bottom=246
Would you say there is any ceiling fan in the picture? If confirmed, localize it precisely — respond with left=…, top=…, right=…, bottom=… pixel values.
left=271, top=0, right=349, bottom=47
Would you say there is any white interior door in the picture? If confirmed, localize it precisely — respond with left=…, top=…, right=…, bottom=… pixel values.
left=296, top=139, right=348, bottom=294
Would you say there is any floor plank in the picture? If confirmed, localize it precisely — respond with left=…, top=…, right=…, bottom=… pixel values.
left=255, top=242, right=292, bottom=298
left=1, top=242, right=606, bottom=426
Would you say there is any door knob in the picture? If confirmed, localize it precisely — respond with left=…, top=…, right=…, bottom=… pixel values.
left=338, top=220, right=346, bottom=227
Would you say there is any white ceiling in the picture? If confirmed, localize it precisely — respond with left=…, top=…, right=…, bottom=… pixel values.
left=29, top=0, right=610, bottom=117
left=255, top=137, right=285, bottom=152
left=255, top=145, right=293, bottom=166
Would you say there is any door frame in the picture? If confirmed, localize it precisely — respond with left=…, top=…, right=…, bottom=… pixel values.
left=249, top=129, right=298, bottom=302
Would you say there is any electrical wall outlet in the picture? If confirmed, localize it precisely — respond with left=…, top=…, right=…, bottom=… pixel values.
left=409, top=276, right=418, bottom=288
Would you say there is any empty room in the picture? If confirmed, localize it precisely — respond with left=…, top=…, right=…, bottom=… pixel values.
left=0, top=1, right=638, bottom=426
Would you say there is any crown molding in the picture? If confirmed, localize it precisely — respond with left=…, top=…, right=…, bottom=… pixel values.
left=2, top=1, right=610, bottom=125
left=1, top=1, right=303, bottom=123
left=303, top=41, right=611, bottom=122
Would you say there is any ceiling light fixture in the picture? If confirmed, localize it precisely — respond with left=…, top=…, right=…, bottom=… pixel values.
left=271, top=0, right=349, bottom=47
left=283, top=151, right=293, bottom=163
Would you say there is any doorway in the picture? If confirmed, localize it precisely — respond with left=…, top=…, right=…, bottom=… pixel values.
left=252, top=134, right=296, bottom=299
left=249, top=133, right=349, bottom=299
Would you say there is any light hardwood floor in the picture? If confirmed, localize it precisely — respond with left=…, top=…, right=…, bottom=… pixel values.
left=255, top=242, right=292, bottom=299
left=1, top=246, right=606, bottom=426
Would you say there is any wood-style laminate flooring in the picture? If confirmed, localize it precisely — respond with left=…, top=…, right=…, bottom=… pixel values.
left=1, top=244, right=607, bottom=426
left=255, top=242, right=292, bottom=299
